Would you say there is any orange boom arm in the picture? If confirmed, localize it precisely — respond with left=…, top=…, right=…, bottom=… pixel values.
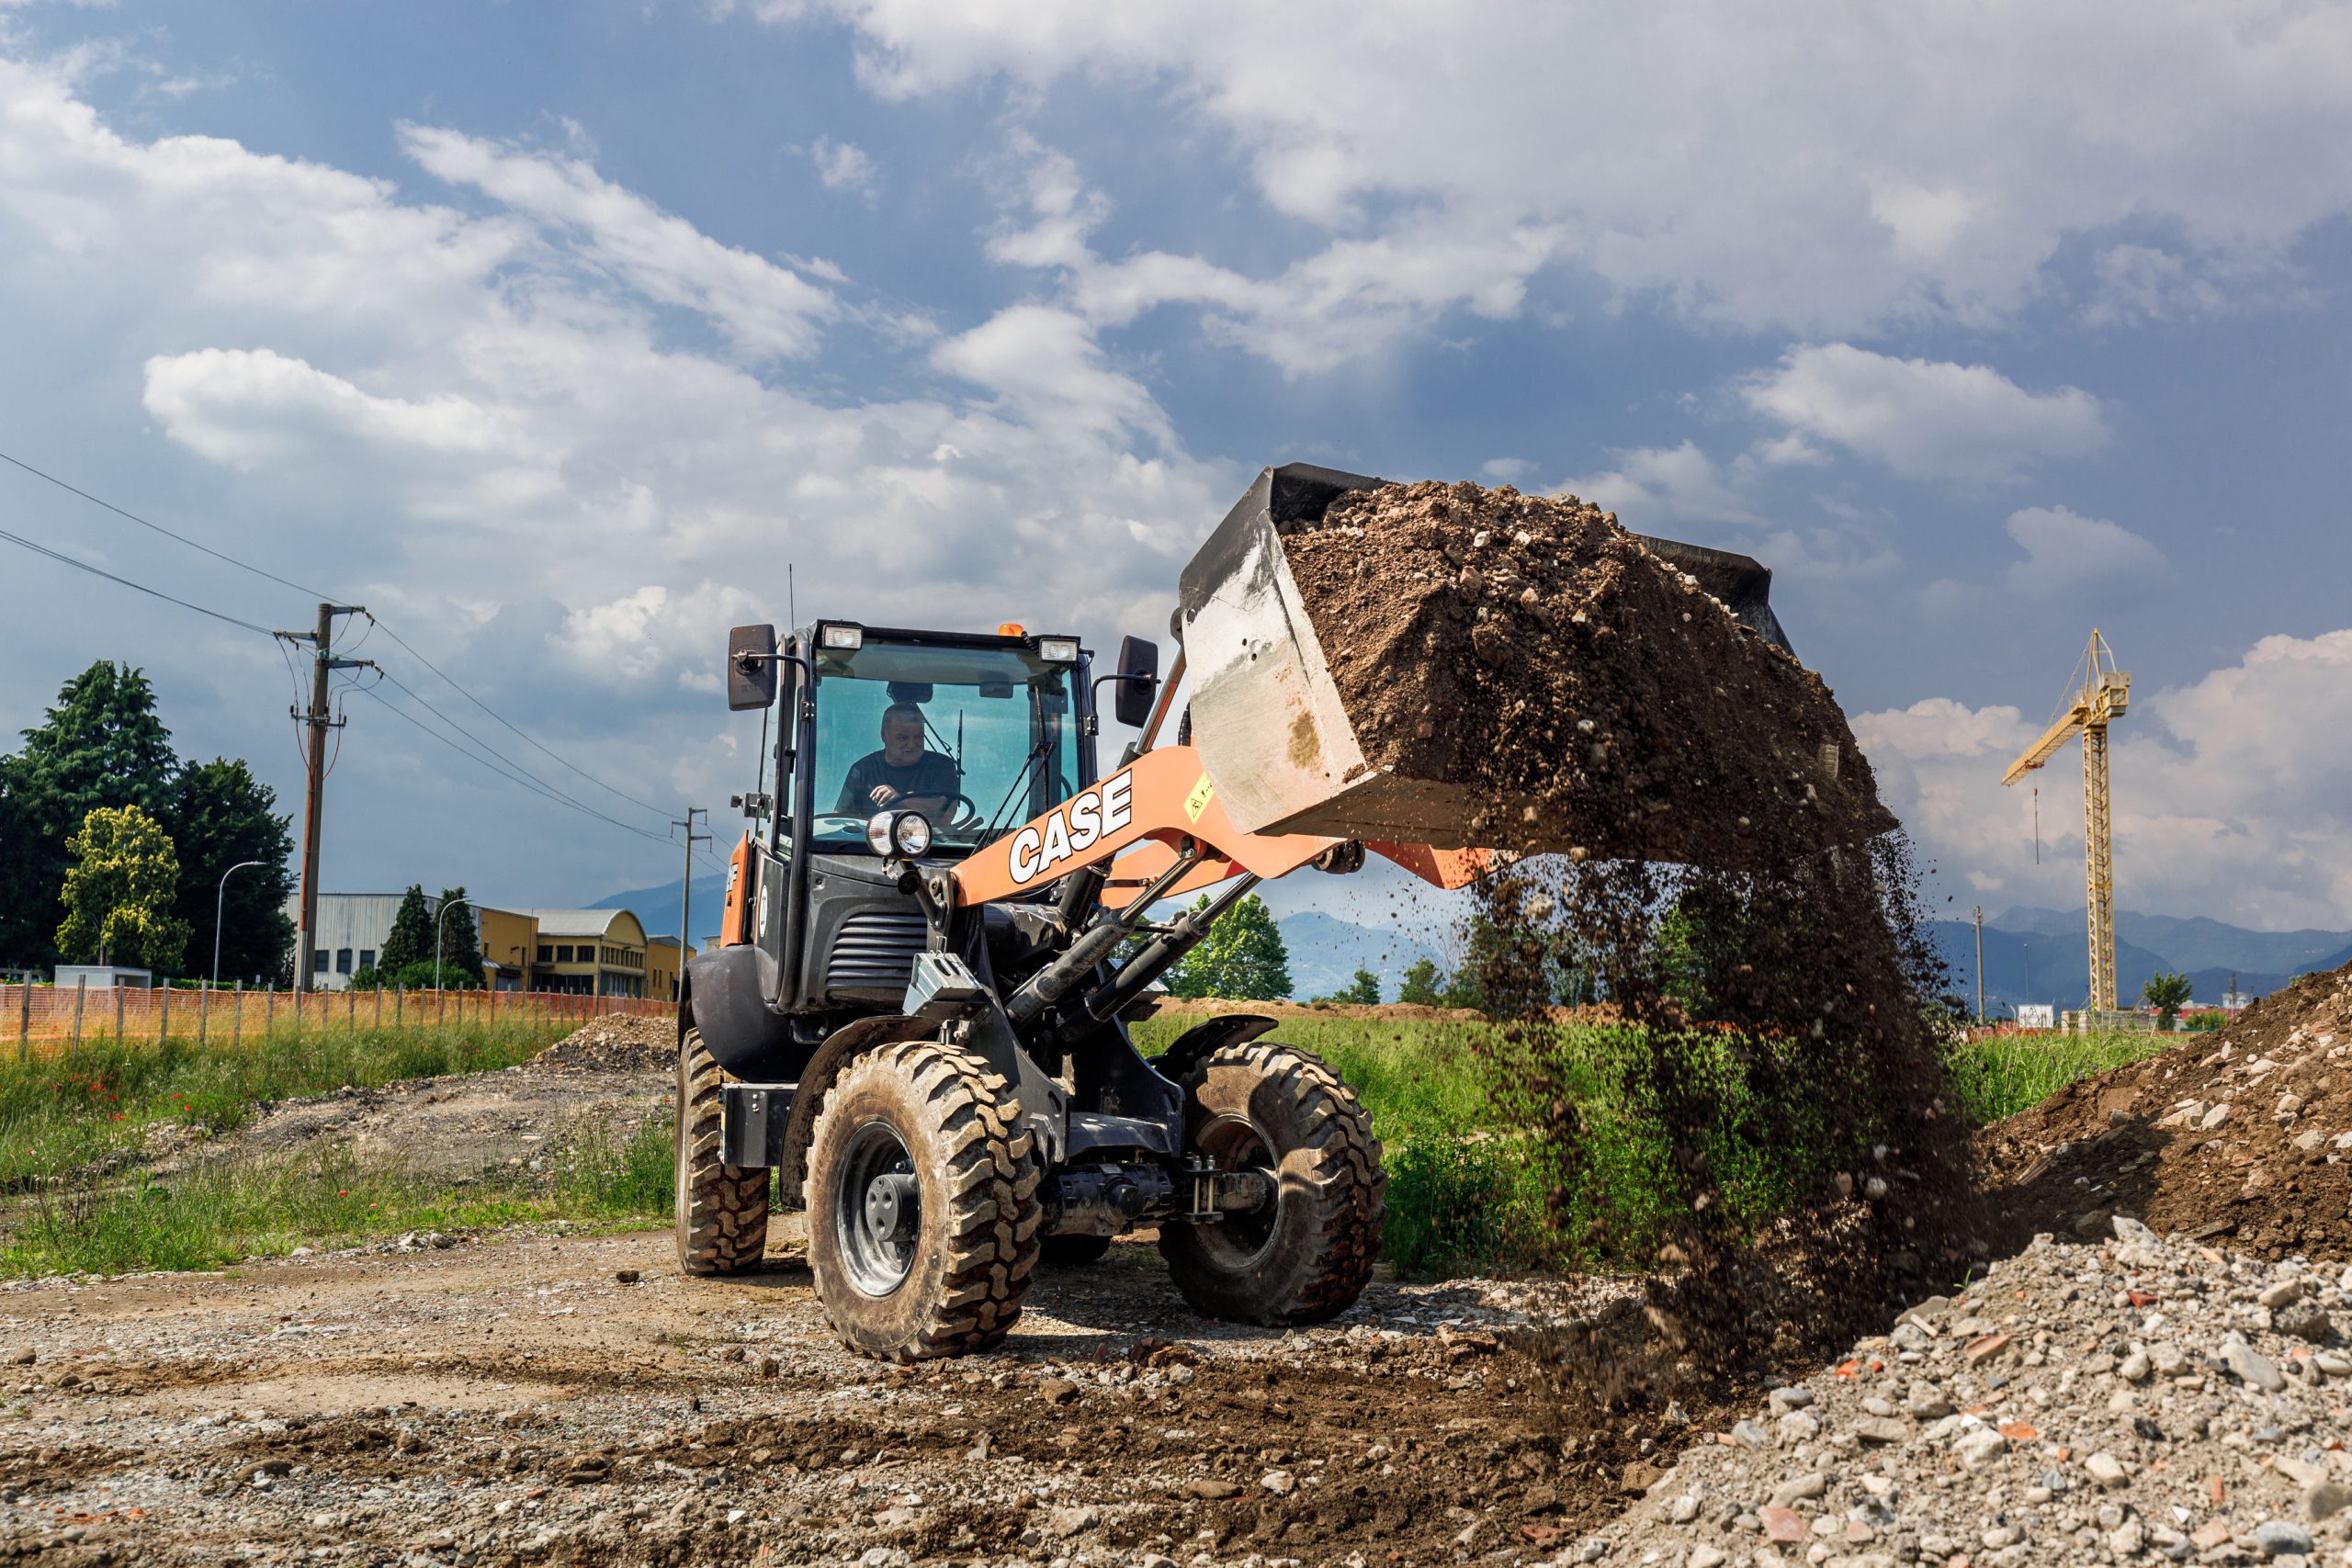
left=946, top=743, right=1487, bottom=910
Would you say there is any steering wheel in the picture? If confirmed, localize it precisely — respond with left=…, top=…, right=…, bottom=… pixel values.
left=932, top=792, right=982, bottom=831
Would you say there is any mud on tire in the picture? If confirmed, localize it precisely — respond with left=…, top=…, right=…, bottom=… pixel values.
left=806, top=1039, right=1043, bottom=1361
left=674, top=1027, right=771, bottom=1275
left=1159, top=1039, right=1385, bottom=1325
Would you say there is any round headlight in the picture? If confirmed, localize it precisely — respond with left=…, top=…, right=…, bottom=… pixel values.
left=865, top=810, right=933, bottom=858
left=892, top=812, right=933, bottom=858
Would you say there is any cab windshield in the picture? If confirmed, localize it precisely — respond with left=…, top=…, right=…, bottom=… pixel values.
left=805, top=636, right=1081, bottom=855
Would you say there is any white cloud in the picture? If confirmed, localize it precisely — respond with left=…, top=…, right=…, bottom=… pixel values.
left=398, top=123, right=841, bottom=361
left=1553, top=441, right=1759, bottom=527
left=746, top=0, right=2352, bottom=355
left=1855, top=630, right=2352, bottom=926
left=0, top=52, right=1231, bottom=899
left=1744, top=344, right=2105, bottom=480
left=808, top=135, right=878, bottom=196
left=983, top=133, right=1559, bottom=375
left=2001, top=505, right=2166, bottom=591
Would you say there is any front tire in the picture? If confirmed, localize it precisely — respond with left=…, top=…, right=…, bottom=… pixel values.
left=1159, top=1038, right=1385, bottom=1325
left=806, top=1039, right=1043, bottom=1360
left=675, top=1027, right=770, bottom=1275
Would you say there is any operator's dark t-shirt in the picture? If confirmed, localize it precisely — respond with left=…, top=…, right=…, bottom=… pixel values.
left=834, top=750, right=959, bottom=815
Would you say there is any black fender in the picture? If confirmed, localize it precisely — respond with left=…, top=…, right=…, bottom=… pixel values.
left=1148, top=1012, right=1280, bottom=1089
left=680, top=944, right=789, bottom=1078
left=773, top=1014, right=936, bottom=1211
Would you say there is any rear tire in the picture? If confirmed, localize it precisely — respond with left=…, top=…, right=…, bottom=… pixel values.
left=1159, top=1038, right=1385, bottom=1325
left=1041, top=1233, right=1114, bottom=1267
left=806, top=1039, right=1043, bottom=1360
left=675, top=1027, right=770, bottom=1275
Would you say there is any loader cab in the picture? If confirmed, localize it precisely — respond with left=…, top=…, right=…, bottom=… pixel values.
left=741, top=620, right=1104, bottom=1024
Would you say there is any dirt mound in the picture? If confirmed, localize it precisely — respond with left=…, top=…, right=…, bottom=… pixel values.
left=1984, top=962, right=2352, bottom=1260
left=528, top=1014, right=675, bottom=1073
left=1285, top=480, right=1891, bottom=862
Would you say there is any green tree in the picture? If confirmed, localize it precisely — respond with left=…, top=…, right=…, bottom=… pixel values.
left=1397, top=957, right=1445, bottom=1006
left=1163, top=893, right=1292, bottom=1000
left=377, top=886, right=435, bottom=973
left=1313, top=967, right=1383, bottom=1006
left=434, top=887, right=482, bottom=980
left=0, top=662, right=177, bottom=969
left=56, top=804, right=190, bottom=971
left=165, top=758, right=294, bottom=984
left=2142, top=970, right=2193, bottom=1030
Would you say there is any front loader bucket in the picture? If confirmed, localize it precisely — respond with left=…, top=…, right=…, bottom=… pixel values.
left=1173, top=463, right=1799, bottom=850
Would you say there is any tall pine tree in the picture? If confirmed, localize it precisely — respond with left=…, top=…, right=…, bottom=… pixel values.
left=377, top=886, right=435, bottom=973
left=435, top=887, right=482, bottom=980
left=0, top=663, right=178, bottom=970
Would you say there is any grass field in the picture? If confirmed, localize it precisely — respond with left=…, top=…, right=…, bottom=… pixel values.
left=0, top=1010, right=2177, bottom=1280
left=0, top=1017, right=609, bottom=1276
left=1132, top=1012, right=2178, bottom=1278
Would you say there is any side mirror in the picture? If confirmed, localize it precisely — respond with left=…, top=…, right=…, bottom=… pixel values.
left=1113, top=636, right=1159, bottom=728
left=727, top=624, right=777, bottom=711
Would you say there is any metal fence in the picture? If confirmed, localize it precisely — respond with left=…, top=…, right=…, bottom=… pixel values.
left=0, top=980, right=673, bottom=1060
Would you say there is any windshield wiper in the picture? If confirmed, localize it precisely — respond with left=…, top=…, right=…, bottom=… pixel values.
left=978, top=739, right=1052, bottom=846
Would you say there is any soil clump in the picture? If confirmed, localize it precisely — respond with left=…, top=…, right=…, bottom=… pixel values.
left=1984, top=960, right=2352, bottom=1261
left=1284, top=479, right=1891, bottom=863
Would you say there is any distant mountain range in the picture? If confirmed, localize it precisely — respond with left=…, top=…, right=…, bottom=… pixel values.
left=1926, top=908, right=2352, bottom=1015
left=593, top=874, right=2346, bottom=1012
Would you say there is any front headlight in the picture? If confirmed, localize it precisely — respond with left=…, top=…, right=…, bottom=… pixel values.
left=865, top=810, right=933, bottom=858
left=1037, top=637, right=1080, bottom=663
left=892, top=812, right=933, bottom=857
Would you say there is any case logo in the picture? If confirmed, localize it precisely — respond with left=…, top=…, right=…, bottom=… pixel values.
left=1008, top=771, right=1135, bottom=885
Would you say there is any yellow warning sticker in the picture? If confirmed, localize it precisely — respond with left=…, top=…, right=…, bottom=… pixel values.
left=1183, top=773, right=1216, bottom=823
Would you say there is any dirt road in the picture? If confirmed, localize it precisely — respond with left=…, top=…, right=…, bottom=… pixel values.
left=0, top=1224, right=1650, bottom=1567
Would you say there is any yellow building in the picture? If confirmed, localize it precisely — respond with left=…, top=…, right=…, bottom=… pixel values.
left=475, top=907, right=540, bottom=992
left=518, top=908, right=651, bottom=998
left=647, top=936, right=696, bottom=1002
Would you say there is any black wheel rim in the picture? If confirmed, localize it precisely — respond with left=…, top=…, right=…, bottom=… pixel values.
left=835, top=1119, right=920, bottom=1297
left=1194, top=1112, right=1279, bottom=1269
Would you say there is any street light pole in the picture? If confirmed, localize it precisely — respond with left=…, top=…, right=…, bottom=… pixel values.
left=213, top=860, right=266, bottom=989
left=435, top=897, right=475, bottom=992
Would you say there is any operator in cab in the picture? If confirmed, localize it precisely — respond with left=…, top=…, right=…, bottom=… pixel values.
left=836, top=703, right=958, bottom=817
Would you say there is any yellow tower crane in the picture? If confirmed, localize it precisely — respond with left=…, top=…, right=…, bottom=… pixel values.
left=2002, top=631, right=2130, bottom=1010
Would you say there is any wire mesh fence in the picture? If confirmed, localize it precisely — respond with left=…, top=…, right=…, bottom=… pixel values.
left=0, top=980, right=672, bottom=1060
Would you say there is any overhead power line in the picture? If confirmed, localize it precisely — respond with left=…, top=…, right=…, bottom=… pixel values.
left=0, top=524, right=279, bottom=637
left=0, top=448, right=336, bottom=601
left=363, top=613, right=673, bottom=821
left=1, top=446, right=684, bottom=832
left=369, top=667, right=685, bottom=848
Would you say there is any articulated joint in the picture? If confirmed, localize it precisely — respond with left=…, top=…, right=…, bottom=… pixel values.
left=1046, top=1163, right=1176, bottom=1237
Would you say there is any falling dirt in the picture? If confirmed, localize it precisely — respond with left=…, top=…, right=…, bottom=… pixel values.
left=1983, top=959, right=2352, bottom=1260
left=1291, top=479, right=1980, bottom=1444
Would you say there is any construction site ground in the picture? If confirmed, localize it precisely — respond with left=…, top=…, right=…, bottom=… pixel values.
left=0, top=1224, right=1656, bottom=1568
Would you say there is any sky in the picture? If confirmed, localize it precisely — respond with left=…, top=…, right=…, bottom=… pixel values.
left=0, top=0, right=2347, bottom=931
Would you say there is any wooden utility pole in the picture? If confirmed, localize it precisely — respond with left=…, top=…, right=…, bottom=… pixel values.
left=279, top=604, right=375, bottom=992
left=673, top=807, right=710, bottom=1002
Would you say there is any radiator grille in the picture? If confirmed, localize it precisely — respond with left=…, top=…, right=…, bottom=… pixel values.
left=824, top=908, right=928, bottom=991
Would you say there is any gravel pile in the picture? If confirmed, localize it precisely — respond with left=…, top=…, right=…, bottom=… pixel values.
left=527, top=1014, right=675, bottom=1074
left=1986, top=962, right=2352, bottom=1263
left=1582, top=1216, right=2352, bottom=1568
